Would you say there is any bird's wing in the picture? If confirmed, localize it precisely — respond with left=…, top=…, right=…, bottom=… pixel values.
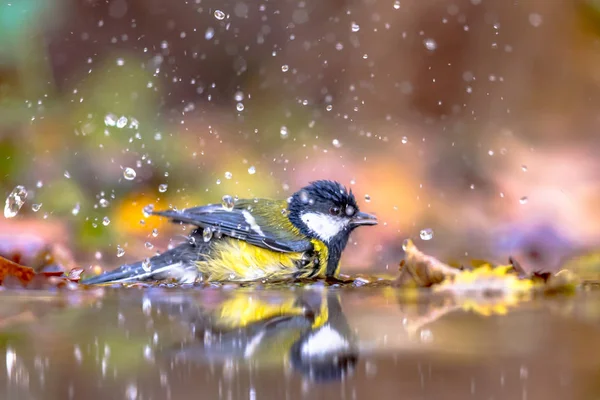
left=152, top=199, right=313, bottom=253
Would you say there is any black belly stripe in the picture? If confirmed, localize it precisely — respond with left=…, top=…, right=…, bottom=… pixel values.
left=306, top=251, right=322, bottom=278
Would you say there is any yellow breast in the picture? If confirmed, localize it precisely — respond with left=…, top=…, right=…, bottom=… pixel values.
left=196, top=238, right=306, bottom=281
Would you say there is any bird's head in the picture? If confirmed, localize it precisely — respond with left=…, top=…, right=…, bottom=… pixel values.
left=287, top=180, right=377, bottom=243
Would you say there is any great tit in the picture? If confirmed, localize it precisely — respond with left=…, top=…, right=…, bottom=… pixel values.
left=82, top=180, right=377, bottom=284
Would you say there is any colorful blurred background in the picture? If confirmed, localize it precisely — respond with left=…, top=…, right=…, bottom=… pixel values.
left=1, top=0, right=600, bottom=275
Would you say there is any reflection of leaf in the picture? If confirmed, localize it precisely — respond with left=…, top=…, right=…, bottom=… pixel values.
left=0, top=256, right=35, bottom=285
left=0, top=311, right=36, bottom=329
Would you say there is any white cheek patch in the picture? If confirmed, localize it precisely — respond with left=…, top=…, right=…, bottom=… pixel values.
left=242, top=210, right=265, bottom=237
left=300, top=212, right=348, bottom=242
left=301, top=325, right=350, bottom=357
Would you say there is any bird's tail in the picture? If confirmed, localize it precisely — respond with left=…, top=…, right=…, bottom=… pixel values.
left=81, top=242, right=202, bottom=285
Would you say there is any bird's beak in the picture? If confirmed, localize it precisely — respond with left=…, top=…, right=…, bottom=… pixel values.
left=350, top=211, right=378, bottom=227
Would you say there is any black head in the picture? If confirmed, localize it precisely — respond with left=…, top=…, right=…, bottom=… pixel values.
left=287, top=180, right=377, bottom=243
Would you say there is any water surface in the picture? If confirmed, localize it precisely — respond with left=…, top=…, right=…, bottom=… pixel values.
left=1, top=287, right=599, bottom=400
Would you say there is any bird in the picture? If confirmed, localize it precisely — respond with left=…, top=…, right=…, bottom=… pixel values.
left=81, top=180, right=377, bottom=284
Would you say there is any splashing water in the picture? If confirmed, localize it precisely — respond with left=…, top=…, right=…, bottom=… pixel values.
left=222, top=195, right=234, bottom=211
left=72, top=203, right=81, bottom=216
left=142, top=204, right=154, bottom=218
left=123, top=168, right=136, bottom=180
left=203, top=227, right=214, bottom=243
left=4, top=186, right=28, bottom=218
left=280, top=126, right=289, bottom=139
left=420, top=228, right=434, bottom=241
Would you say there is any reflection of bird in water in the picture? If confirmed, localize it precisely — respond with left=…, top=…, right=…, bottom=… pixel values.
left=167, top=290, right=358, bottom=382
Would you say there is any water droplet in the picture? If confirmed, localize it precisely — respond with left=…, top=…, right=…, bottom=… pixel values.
left=351, top=22, right=360, bottom=32
left=123, top=167, right=136, bottom=180
left=420, top=329, right=433, bottom=342
left=116, top=58, right=125, bottom=66
left=280, top=126, right=289, bottom=139
left=420, top=228, right=434, bottom=240
left=64, top=171, right=71, bottom=179
left=36, top=180, right=43, bottom=188
left=102, top=216, right=110, bottom=226
left=214, top=9, right=226, bottom=20
left=142, top=258, right=151, bottom=272
left=72, top=203, right=81, bottom=216
left=402, top=238, right=410, bottom=251
left=99, top=198, right=110, bottom=208
left=393, top=1, right=401, bottom=9
left=158, top=184, right=168, bottom=193
left=521, top=165, right=528, bottom=172
left=205, top=27, right=215, bottom=40
left=234, top=91, right=244, bottom=101
left=31, top=203, right=42, bottom=212
left=236, top=102, right=244, bottom=111
left=247, top=166, right=256, bottom=174
left=528, top=13, right=543, bottom=27
left=104, top=113, right=117, bottom=126
left=401, top=136, right=408, bottom=144
left=116, top=116, right=128, bottom=129
left=142, top=204, right=154, bottom=217
left=203, top=227, right=213, bottom=242
left=281, top=64, right=289, bottom=72
left=129, top=118, right=139, bottom=129
left=222, top=195, right=235, bottom=211
left=519, top=196, right=528, bottom=205
left=224, top=171, right=233, bottom=180
left=145, top=242, right=153, bottom=249
left=117, top=245, right=125, bottom=257
left=4, top=186, right=28, bottom=218
left=364, top=194, right=371, bottom=202
left=332, top=139, right=341, bottom=148
left=151, top=228, right=159, bottom=237
left=423, top=38, right=437, bottom=51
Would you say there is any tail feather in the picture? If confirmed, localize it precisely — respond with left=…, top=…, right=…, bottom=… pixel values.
left=81, top=241, right=204, bottom=285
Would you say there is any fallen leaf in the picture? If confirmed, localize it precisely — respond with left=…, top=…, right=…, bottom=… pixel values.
left=393, top=239, right=460, bottom=287
left=0, top=256, right=35, bottom=285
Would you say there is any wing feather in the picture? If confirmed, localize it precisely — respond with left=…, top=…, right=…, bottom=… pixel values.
left=152, top=200, right=313, bottom=254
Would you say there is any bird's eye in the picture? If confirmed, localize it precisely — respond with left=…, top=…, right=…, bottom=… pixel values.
left=345, top=205, right=355, bottom=216
left=329, top=206, right=341, bottom=216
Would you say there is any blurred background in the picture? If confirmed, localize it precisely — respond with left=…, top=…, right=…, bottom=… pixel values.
left=1, top=0, right=600, bottom=275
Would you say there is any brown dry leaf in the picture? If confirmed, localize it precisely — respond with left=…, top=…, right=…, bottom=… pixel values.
left=393, top=239, right=460, bottom=287
left=0, top=255, right=36, bottom=285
